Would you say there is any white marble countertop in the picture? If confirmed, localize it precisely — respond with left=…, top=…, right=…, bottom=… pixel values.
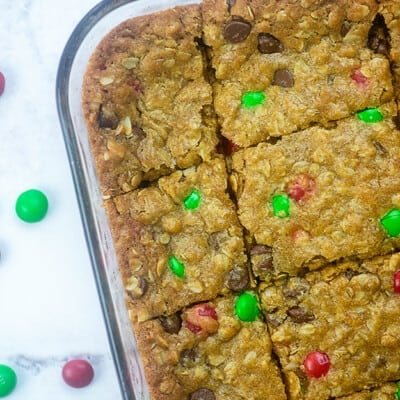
left=0, top=0, right=122, bottom=398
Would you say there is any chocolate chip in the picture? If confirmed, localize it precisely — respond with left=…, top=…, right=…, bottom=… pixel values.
left=250, top=244, right=272, bottom=256
left=225, top=264, right=250, bottom=292
left=286, top=306, right=315, bottom=323
left=373, top=140, right=388, bottom=156
left=132, top=125, right=146, bottom=139
left=207, top=233, right=221, bottom=251
left=127, top=276, right=148, bottom=299
left=283, top=288, right=301, bottom=298
left=258, top=33, right=283, bottom=54
left=159, top=313, right=182, bottom=334
left=393, top=111, right=400, bottom=130
left=250, top=245, right=273, bottom=273
left=98, top=105, right=119, bottom=129
left=223, top=16, right=251, bottom=43
left=190, top=388, right=216, bottom=400
left=227, top=0, right=236, bottom=11
left=340, top=21, right=352, bottom=37
left=180, top=349, right=197, bottom=367
left=367, top=14, right=390, bottom=57
left=273, top=69, right=294, bottom=88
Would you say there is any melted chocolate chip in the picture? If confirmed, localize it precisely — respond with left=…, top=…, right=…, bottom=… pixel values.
left=225, top=264, right=250, bottom=292
left=127, top=276, right=148, bottom=300
left=367, top=14, right=390, bottom=57
left=258, top=33, right=283, bottom=54
left=283, top=288, right=302, bottom=298
left=251, top=245, right=273, bottom=272
left=159, top=313, right=182, bottom=334
left=340, top=21, right=352, bottom=37
left=227, top=0, right=236, bottom=11
left=190, top=388, right=216, bottom=400
left=250, top=244, right=272, bottom=256
left=393, top=111, right=400, bottom=130
left=132, top=125, right=146, bottom=139
left=180, top=349, right=197, bottom=367
left=286, top=306, right=315, bottom=323
left=373, top=140, right=388, bottom=156
left=273, top=69, right=294, bottom=88
left=98, top=105, right=119, bottom=129
left=223, top=16, right=252, bottom=43
left=207, top=233, right=221, bottom=251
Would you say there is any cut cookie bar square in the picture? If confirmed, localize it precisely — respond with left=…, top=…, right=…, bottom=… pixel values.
left=259, top=252, right=400, bottom=400
left=231, top=102, right=400, bottom=277
left=202, top=0, right=394, bottom=147
left=82, top=5, right=218, bottom=197
left=104, top=159, right=250, bottom=322
left=135, top=294, right=286, bottom=400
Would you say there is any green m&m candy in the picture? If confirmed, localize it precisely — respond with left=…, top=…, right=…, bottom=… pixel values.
left=272, top=194, right=290, bottom=218
left=396, top=380, right=400, bottom=400
left=183, top=189, right=201, bottom=210
left=241, top=91, right=265, bottom=108
left=380, top=209, right=400, bottom=237
left=168, top=255, right=185, bottom=278
left=16, top=189, right=48, bottom=223
left=0, top=364, right=17, bottom=397
left=357, top=108, right=383, bottom=123
left=235, top=292, right=260, bottom=322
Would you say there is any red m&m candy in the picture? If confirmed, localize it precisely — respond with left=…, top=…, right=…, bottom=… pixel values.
left=394, top=270, right=400, bottom=294
left=62, top=359, right=94, bottom=388
left=303, top=351, right=330, bottom=378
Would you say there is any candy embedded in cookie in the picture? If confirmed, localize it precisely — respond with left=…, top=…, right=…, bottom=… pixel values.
left=241, top=91, right=265, bottom=108
left=234, top=292, right=260, bottom=322
left=183, top=303, right=219, bottom=336
left=303, top=351, right=331, bottom=379
left=168, top=255, right=185, bottom=278
left=183, top=189, right=201, bottom=210
left=380, top=209, right=400, bottom=237
left=393, top=270, right=400, bottom=294
left=271, top=194, right=290, bottom=218
left=357, top=107, right=384, bottom=123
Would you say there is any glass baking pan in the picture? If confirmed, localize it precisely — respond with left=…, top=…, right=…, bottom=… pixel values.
left=56, top=0, right=200, bottom=399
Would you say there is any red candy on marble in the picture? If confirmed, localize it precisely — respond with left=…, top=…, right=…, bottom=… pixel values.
left=288, top=175, right=315, bottom=203
left=351, top=70, right=370, bottom=87
left=393, top=270, right=400, bottom=294
left=303, top=351, right=330, bottom=378
left=0, top=72, right=5, bottom=96
left=62, top=359, right=94, bottom=388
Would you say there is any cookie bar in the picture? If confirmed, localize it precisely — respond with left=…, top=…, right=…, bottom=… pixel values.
left=337, top=383, right=398, bottom=399
left=231, top=102, right=400, bottom=277
left=104, top=159, right=250, bottom=322
left=380, top=1, right=400, bottom=101
left=82, top=5, right=218, bottom=197
left=135, top=294, right=286, bottom=400
left=202, top=0, right=394, bottom=147
left=260, top=252, right=400, bottom=400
